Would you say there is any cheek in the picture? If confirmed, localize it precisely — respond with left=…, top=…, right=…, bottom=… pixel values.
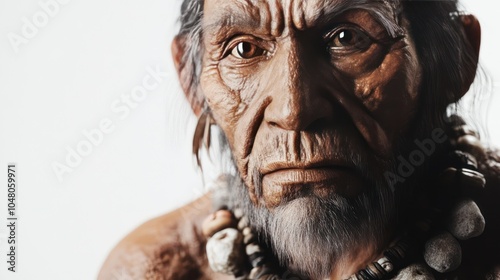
left=353, top=46, right=421, bottom=139
left=200, top=65, right=241, bottom=138
left=218, top=58, right=271, bottom=107
left=199, top=61, right=263, bottom=179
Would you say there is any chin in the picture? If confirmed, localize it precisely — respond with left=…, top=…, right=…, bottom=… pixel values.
left=233, top=179, right=396, bottom=279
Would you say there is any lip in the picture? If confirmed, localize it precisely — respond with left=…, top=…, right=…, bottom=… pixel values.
left=260, top=159, right=356, bottom=176
left=261, top=164, right=363, bottom=208
left=263, top=167, right=353, bottom=183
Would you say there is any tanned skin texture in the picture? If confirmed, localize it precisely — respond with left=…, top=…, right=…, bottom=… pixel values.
left=100, top=1, right=500, bottom=279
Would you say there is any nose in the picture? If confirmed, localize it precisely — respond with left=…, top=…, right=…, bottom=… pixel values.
left=263, top=39, right=333, bottom=131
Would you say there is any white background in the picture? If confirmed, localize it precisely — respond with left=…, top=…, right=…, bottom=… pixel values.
left=0, top=0, right=498, bottom=279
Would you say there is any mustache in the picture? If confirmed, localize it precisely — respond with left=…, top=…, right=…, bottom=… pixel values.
left=247, top=126, right=392, bottom=199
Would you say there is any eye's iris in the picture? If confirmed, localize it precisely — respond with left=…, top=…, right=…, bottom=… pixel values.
left=329, top=28, right=371, bottom=50
left=233, top=42, right=264, bottom=59
left=338, top=30, right=354, bottom=45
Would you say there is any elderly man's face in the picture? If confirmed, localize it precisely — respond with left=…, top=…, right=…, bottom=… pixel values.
left=200, top=0, right=421, bottom=208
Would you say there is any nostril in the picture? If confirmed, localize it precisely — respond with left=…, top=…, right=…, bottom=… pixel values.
left=265, top=106, right=335, bottom=131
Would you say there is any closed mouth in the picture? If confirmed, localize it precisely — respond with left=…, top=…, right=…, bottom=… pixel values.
left=261, top=159, right=355, bottom=176
left=260, top=161, right=364, bottom=207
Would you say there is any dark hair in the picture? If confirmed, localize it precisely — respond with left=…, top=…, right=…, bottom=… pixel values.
left=401, top=0, right=479, bottom=134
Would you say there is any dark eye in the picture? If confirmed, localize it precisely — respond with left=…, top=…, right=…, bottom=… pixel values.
left=231, top=42, right=265, bottom=59
left=327, top=27, right=372, bottom=52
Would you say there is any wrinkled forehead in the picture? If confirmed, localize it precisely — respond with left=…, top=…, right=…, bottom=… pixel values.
left=203, top=0, right=403, bottom=37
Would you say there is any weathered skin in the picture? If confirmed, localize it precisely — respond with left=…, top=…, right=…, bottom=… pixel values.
left=200, top=0, right=421, bottom=207
left=100, top=0, right=499, bottom=279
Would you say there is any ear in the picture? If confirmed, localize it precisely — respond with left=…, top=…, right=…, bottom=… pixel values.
left=459, top=14, right=481, bottom=97
left=171, top=35, right=185, bottom=77
left=172, top=35, right=204, bottom=116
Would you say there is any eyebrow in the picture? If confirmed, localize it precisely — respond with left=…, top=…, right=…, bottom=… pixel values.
left=314, top=0, right=404, bottom=37
left=203, top=9, right=262, bottom=45
left=203, top=0, right=404, bottom=43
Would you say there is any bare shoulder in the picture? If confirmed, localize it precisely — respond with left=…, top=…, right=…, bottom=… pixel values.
left=98, top=193, right=230, bottom=280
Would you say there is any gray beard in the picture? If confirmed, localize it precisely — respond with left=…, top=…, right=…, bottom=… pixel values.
left=228, top=172, right=396, bottom=279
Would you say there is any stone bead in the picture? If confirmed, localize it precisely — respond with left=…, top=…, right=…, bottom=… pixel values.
left=369, top=262, right=387, bottom=278
left=438, top=167, right=486, bottom=191
left=392, top=263, right=435, bottom=280
left=446, top=199, right=485, bottom=240
left=238, top=216, right=250, bottom=230
left=246, top=243, right=262, bottom=255
left=456, top=134, right=487, bottom=160
left=233, top=208, right=244, bottom=219
left=206, top=228, right=245, bottom=275
left=202, top=210, right=236, bottom=238
left=244, top=234, right=256, bottom=245
left=243, top=231, right=257, bottom=245
left=363, top=265, right=381, bottom=279
left=377, top=257, right=394, bottom=273
left=249, top=253, right=266, bottom=267
left=460, top=168, right=486, bottom=189
left=424, top=231, right=462, bottom=273
left=242, top=226, right=252, bottom=236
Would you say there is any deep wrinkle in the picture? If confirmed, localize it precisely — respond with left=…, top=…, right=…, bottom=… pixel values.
left=203, top=0, right=403, bottom=49
left=201, top=0, right=422, bottom=202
